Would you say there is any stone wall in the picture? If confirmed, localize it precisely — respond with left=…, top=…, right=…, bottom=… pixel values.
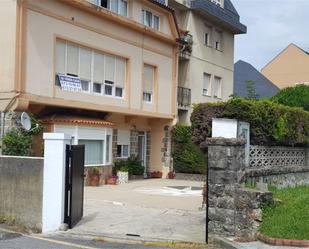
left=130, top=129, right=138, bottom=157
left=206, top=138, right=272, bottom=240
left=0, top=156, right=43, bottom=231
left=247, top=146, right=309, bottom=189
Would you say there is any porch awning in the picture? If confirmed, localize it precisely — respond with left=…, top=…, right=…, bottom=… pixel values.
left=40, top=114, right=114, bottom=127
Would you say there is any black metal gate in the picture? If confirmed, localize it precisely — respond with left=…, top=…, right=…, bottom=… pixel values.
left=64, top=144, right=85, bottom=229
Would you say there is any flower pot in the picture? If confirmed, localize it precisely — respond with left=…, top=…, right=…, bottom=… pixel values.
left=106, top=176, right=118, bottom=185
left=168, top=171, right=175, bottom=179
left=89, top=174, right=100, bottom=186
left=150, top=171, right=163, bottom=178
left=117, top=171, right=129, bottom=184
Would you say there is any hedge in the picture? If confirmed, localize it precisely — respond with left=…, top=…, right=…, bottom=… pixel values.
left=171, top=124, right=206, bottom=174
left=191, top=98, right=309, bottom=147
left=272, top=84, right=309, bottom=111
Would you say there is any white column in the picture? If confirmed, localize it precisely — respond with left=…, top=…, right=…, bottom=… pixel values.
left=42, top=133, right=72, bottom=233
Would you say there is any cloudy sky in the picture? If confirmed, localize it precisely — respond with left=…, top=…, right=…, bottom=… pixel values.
left=232, top=0, right=309, bottom=70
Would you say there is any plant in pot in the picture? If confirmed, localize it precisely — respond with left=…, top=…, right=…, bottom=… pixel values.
left=117, top=165, right=129, bottom=184
left=150, top=171, right=163, bottom=178
left=87, top=167, right=101, bottom=186
left=106, top=175, right=118, bottom=185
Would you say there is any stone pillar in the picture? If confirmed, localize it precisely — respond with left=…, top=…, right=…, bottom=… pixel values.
left=130, top=129, right=138, bottom=157
left=146, top=131, right=151, bottom=175
left=112, top=129, right=118, bottom=160
left=42, top=133, right=72, bottom=233
left=206, top=137, right=272, bottom=240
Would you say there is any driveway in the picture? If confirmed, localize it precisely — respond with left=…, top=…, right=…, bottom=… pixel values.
left=68, top=179, right=206, bottom=243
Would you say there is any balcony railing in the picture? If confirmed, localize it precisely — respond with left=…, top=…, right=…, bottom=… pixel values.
left=177, top=30, right=193, bottom=60
left=177, top=86, right=191, bottom=108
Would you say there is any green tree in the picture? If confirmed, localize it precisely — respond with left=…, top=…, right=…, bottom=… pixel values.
left=272, top=84, right=309, bottom=111
left=246, top=80, right=259, bottom=100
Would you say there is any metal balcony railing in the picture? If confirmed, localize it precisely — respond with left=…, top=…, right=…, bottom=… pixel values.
left=177, top=86, right=191, bottom=108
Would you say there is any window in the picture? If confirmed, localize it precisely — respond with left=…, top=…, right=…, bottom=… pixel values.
left=106, top=135, right=111, bottom=164
left=143, top=64, right=155, bottom=103
left=55, top=40, right=126, bottom=98
left=203, top=73, right=211, bottom=96
left=214, top=30, right=222, bottom=50
left=93, top=0, right=128, bottom=16
left=204, top=33, right=209, bottom=46
left=142, top=9, right=160, bottom=30
left=79, top=140, right=103, bottom=165
left=116, top=130, right=130, bottom=158
left=213, top=76, right=222, bottom=98
left=117, top=145, right=129, bottom=157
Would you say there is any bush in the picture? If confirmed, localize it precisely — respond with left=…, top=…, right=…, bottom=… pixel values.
left=113, top=156, right=144, bottom=175
left=272, top=84, right=309, bottom=111
left=2, top=128, right=33, bottom=156
left=191, top=97, right=309, bottom=147
left=172, top=124, right=206, bottom=174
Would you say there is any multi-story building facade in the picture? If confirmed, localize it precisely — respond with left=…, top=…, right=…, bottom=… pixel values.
left=261, top=43, right=309, bottom=89
left=168, top=0, right=246, bottom=123
left=0, top=0, right=180, bottom=179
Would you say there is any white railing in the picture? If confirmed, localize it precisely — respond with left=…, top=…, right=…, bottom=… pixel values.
left=249, top=146, right=306, bottom=168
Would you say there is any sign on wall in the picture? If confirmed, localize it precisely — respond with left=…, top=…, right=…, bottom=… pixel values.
left=58, top=75, right=82, bottom=92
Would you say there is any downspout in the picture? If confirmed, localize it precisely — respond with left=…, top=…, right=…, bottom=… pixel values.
left=0, top=93, right=21, bottom=155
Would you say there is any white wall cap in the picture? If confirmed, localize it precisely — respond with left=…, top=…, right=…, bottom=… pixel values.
left=43, top=133, right=72, bottom=140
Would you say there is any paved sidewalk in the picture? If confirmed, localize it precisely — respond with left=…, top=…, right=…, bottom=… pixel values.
left=68, top=179, right=206, bottom=243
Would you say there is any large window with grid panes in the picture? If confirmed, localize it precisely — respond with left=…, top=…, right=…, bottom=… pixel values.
left=55, top=40, right=126, bottom=98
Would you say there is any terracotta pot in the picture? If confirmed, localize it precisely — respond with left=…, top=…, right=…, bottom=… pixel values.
left=150, top=171, right=163, bottom=178
left=106, top=176, right=118, bottom=185
left=89, top=174, right=100, bottom=186
left=168, top=171, right=175, bottom=179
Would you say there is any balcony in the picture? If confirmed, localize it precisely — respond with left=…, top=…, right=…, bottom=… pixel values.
left=177, top=86, right=191, bottom=109
left=177, top=30, right=193, bottom=60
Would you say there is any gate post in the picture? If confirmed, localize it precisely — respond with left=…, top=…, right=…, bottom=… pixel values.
left=42, top=133, right=72, bottom=233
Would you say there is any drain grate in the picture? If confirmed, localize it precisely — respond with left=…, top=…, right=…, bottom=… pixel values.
left=126, top=233, right=141, bottom=237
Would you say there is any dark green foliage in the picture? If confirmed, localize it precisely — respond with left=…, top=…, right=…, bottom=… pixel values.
left=113, top=156, right=144, bottom=175
left=272, top=84, right=309, bottom=111
left=2, top=128, right=32, bottom=156
left=172, top=124, right=206, bottom=174
left=191, top=97, right=309, bottom=147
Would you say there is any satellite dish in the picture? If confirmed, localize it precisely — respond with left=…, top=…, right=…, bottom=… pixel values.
left=21, top=112, right=31, bottom=131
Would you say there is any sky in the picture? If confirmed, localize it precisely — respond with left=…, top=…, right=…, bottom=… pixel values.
left=232, top=0, right=309, bottom=70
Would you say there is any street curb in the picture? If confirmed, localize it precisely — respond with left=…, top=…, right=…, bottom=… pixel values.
left=257, top=233, right=309, bottom=248
left=210, top=236, right=242, bottom=249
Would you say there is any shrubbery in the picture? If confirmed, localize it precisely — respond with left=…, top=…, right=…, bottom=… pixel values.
left=113, top=156, right=144, bottom=175
left=191, top=97, right=309, bottom=147
left=171, top=124, right=206, bottom=174
left=2, top=128, right=33, bottom=156
left=272, top=84, right=309, bottom=111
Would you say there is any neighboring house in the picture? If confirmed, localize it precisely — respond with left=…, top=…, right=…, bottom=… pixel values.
left=0, top=0, right=180, bottom=178
left=261, top=43, right=309, bottom=89
left=168, top=0, right=247, bottom=123
left=234, top=60, right=279, bottom=99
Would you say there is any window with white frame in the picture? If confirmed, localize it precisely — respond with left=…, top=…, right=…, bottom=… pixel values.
left=214, top=30, right=222, bottom=50
left=116, top=129, right=130, bottom=158
left=143, top=64, right=155, bottom=103
left=90, top=0, right=128, bottom=16
left=54, top=125, right=113, bottom=166
left=213, top=76, right=222, bottom=98
left=203, top=73, right=211, bottom=96
left=141, top=9, right=160, bottom=31
left=55, top=40, right=126, bottom=98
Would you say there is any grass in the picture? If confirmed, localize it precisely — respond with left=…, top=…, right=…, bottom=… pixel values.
left=260, top=185, right=309, bottom=240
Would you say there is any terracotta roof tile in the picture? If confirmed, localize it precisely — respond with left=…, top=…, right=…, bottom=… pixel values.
left=40, top=114, right=114, bottom=127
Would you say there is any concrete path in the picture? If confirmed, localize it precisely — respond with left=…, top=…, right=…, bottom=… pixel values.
left=67, top=179, right=206, bottom=243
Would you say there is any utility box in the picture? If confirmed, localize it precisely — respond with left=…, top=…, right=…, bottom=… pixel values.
left=212, top=118, right=250, bottom=165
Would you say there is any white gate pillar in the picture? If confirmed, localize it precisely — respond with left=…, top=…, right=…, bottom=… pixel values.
left=42, top=133, right=72, bottom=233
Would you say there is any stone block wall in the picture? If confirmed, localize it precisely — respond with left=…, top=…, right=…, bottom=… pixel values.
left=130, top=129, right=138, bottom=157
left=207, top=138, right=273, bottom=240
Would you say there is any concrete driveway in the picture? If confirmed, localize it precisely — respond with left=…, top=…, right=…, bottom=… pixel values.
left=68, top=179, right=206, bottom=243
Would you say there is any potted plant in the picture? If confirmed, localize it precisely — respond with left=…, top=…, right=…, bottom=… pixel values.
left=150, top=171, right=163, bottom=178
left=117, top=165, right=129, bottom=184
left=106, top=175, right=118, bottom=185
left=168, top=171, right=175, bottom=179
left=87, top=167, right=101, bottom=186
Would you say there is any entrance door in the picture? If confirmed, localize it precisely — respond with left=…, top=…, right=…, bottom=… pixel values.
left=137, top=132, right=147, bottom=177
left=65, top=144, right=85, bottom=228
